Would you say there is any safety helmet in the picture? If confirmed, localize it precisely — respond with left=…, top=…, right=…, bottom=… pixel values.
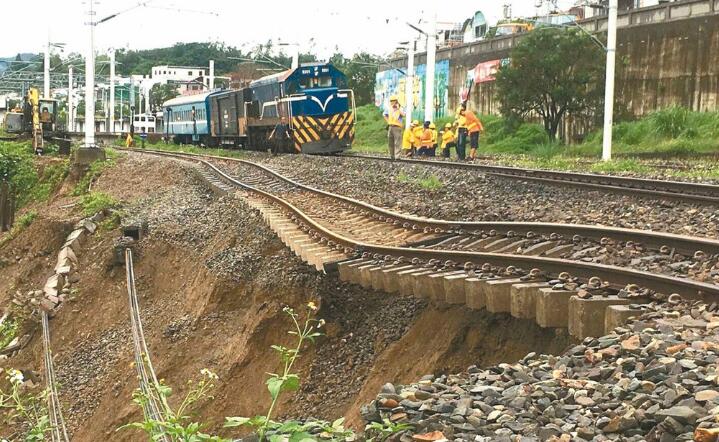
left=444, top=123, right=452, bottom=129
left=411, top=120, right=419, bottom=126
left=389, top=95, right=399, bottom=102
left=429, top=123, right=436, bottom=129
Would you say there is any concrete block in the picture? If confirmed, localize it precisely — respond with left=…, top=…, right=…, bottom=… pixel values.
left=57, top=247, right=78, bottom=267
left=382, top=265, right=416, bottom=294
left=569, top=296, right=632, bottom=339
left=337, top=259, right=370, bottom=284
left=74, top=147, right=106, bottom=166
left=43, top=274, right=65, bottom=298
left=444, top=273, right=468, bottom=304
left=428, top=271, right=464, bottom=302
left=510, top=282, right=549, bottom=320
left=464, top=278, right=485, bottom=310
left=605, top=304, right=648, bottom=334
left=370, top=265, right=396, bottom=290
left=360, top=264, right=383, bottom=289
left=485, top=278, right=524, bottom=313
left=398, top=268, right=433, bottom=297
left=536, top=289, right=575, bottom=328
left=413, top=271, right=438, bottom=299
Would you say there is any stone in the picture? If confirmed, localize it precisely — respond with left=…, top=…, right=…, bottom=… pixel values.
left=695, top=390, right=719, bottom=403
left=656, top=406, right=698, bottom=425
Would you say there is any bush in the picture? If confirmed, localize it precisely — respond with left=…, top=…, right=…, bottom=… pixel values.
left=80, top=192, right=118, bottom=216
left=353, top=104, right=388, bottom=150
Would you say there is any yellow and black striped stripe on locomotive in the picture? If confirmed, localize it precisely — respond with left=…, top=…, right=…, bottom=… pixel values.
left=291, top=112, right=355, bottom=152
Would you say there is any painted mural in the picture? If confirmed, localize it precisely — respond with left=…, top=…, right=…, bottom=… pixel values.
left=375, top=59, right=450, bottom=122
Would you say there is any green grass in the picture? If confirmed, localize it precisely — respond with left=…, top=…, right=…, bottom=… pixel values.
left=396, top=170, right=444, bottom=190
left=80, top=192, right=118, bottom=217
left=351, top=105, right=719, bottom=177
left=0, top=316, right=19, bottom=349
left=0, top=210, right=37, bottom=249
left=353, top=104, right=389, bottom=154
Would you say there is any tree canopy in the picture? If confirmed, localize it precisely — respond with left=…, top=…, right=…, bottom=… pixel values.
left=495, top=28, right=605, bottom=140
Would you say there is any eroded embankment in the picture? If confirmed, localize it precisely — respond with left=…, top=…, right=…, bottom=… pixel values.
left=0, top=153, right=572, bottom=440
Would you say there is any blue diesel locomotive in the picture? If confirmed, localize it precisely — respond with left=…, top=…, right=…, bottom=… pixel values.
left=163, top=62, right=356, bottom=154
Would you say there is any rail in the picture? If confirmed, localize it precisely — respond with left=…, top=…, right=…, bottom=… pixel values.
left=126, top=148, right=719, bottom=300
left=124, top=248, right=170, bottom=442
left=41, top=311, right=70, bottom=442
left=127, top=148, right=719, bottom=256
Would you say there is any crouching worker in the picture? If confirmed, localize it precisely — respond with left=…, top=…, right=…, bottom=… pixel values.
left=441, top=123, right=456, bottom=158
left=402, top=124, right=415, bottom=157
left=429, top=122, right=438, bottom=157
left=411, top=120, right=423, bottom=157
left=417, top=121, right=434, bottom=157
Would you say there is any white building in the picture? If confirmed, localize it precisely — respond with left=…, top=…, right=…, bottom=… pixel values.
left=151, top=65, right=206, bottom=84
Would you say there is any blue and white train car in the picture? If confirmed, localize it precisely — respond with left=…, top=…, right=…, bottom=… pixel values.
left=163, top=91, right=218, bottom=145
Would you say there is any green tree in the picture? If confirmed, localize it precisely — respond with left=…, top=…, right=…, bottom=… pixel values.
left=330, top=52, right=384, bottom=106
left=495, top=28, right=605, bottom=140
left=150, top=83, right=180, bottom=111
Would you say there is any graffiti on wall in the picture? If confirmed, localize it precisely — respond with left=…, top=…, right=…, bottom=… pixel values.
left=375, top=59, right=450, bottom=122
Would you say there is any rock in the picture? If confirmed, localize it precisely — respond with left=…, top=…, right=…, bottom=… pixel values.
left=656, top=406, right=698, bottom=425
left=412, top=432, right=446, bottom=442
left=695, top=390, right=719, bottom=403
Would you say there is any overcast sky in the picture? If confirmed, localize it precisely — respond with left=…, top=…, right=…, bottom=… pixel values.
left=1, top=0, right=576, bottom=60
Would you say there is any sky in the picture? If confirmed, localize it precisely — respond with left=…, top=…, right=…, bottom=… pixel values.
left=0, top=0, right=576, bottom=61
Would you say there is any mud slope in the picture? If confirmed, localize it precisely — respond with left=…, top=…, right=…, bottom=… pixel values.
left=1, top=153, right=572, bottom=440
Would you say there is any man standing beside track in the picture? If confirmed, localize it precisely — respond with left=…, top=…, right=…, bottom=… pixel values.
left=383, top=95, right=405, bottom=160
left=269, top=116, right=291, bottom=155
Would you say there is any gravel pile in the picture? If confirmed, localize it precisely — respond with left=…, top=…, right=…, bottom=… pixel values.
left=361, top=299, right=719, bottom=441
left=247, top=156, right=719, bottom=239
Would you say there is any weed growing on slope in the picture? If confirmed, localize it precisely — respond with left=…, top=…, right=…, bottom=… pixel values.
left=225, top=302, right=355, bottom=441
left=0, top=210, right=37, bottom=249
left=79, top=192, right=118, bottom=217
left=0, top=369, right=52, bottom=440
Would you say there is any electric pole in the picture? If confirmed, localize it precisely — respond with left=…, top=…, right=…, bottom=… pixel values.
left=85, top=0, right=96, bottom=147
left=110, top=49, right=115, bottom=133
left=44, top=35, right=51, bottom=99
left=602, top=0, right=618, bottom=161
left=68, top=66, right=74, bottom=132
left=424, top=9, right=437, bottom=123
left=404, top=41, right=415, bottom=130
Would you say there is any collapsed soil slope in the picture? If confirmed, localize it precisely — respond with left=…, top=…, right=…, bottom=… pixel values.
left=1, top=153, right=572, bottom=440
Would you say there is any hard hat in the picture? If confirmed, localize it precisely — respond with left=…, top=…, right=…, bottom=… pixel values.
left=444, top=123, right=452, bottom=129
left=411, top=120, right=419, bottom=126
left=456, top=106, right=465, bottom=113
left=429, top=123, right=436, bottom=129
left=389, top=95, right=399, bottom=102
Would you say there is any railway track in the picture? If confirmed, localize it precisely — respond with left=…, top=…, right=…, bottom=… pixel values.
left=342, top=154, right=719, bottom=204
left=126, top=148, right=719, bottom=302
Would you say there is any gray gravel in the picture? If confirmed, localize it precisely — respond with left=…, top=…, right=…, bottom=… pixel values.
left=361, top=298, right=719, bottom=441
left=243, top=155, right=719, bottom=239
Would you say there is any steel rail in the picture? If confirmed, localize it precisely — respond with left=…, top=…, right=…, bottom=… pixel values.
left=41, top=311, right=70, bottom=442
left=342, top=154, right=719, bottom=204
left=137, top=150, right=719, bottom=300
left=124, top=249, right=170, bottom=442
left=129, top=148, right=719, bottom=257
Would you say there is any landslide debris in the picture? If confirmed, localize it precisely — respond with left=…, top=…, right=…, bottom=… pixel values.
left=362, top=299, right=719, bottom=441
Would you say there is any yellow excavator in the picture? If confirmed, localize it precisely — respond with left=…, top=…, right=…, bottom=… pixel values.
left=4, top=87, right=69, bottom=154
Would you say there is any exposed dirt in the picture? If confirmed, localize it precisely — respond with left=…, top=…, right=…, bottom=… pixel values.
left=1, top=153, right=572, bottom=440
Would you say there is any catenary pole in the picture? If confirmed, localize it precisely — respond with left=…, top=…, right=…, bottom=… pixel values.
left=68, top=66, right=73, bottom=131
left=602, top=0, right=618, bottom=161
left=44, top=34, right=51, bottom=98
left=110, top=49, right=115, bottom=133
left=404, top=41, right=415, bottom=130
left=84, top=0, right=96, bottom=147
left=424, top=9, right=437, bottom=123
